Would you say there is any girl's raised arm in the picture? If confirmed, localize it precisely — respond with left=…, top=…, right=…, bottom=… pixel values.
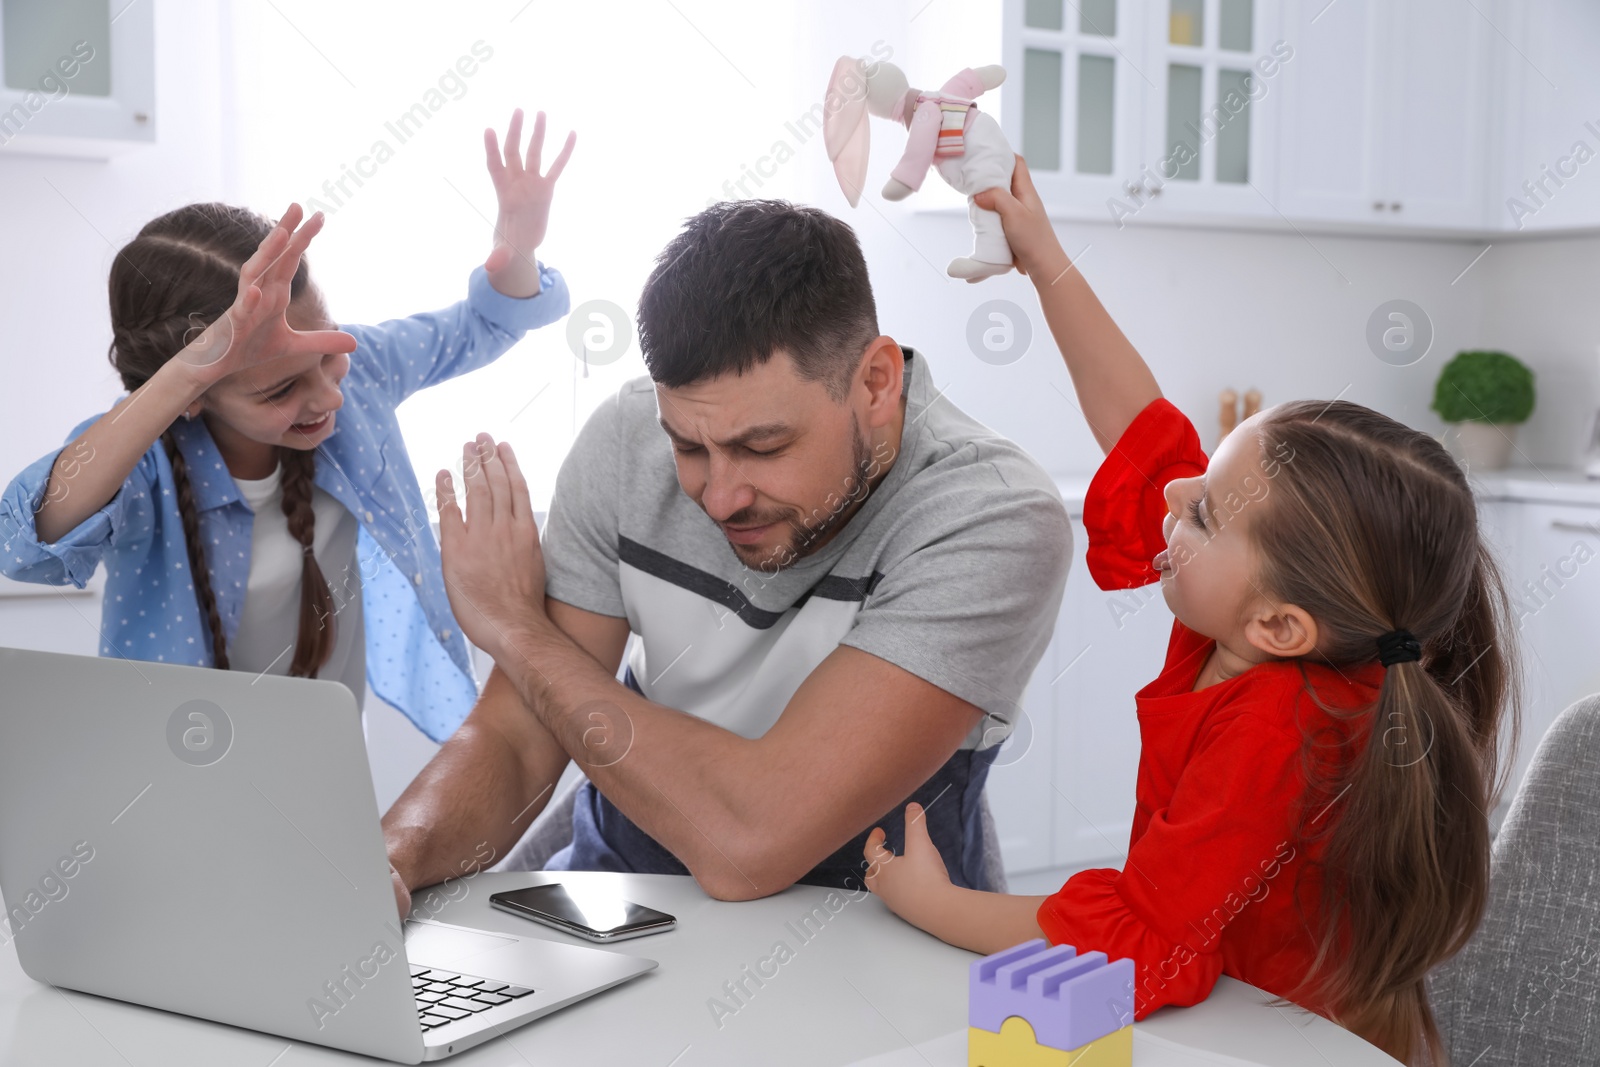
left=34, top=205, right=353, bottom=544
left=975, top=158, right=1161, bottom=454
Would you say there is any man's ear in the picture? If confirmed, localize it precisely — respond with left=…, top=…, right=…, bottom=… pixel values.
left=1242, top=600, right=1319, bottom=660
left=856, top=335, right=903, bottom=426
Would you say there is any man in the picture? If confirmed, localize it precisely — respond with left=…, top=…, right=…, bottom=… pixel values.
left=384, top=200, right=1070, bottom=908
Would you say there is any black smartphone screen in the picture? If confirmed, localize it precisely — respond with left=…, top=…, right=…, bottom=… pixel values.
left=490, top=883, right=674, bottom=936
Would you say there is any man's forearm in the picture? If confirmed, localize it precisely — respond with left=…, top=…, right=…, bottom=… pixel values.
left=382, top=675, right=568, bottom=892
left=496, top=619, right=775, bottom=898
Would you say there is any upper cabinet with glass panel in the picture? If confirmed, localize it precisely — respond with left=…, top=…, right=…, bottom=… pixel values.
left=996, top=0, right=1549, bottom=234
left=1006, top=0, right=1148, bottom=217
left=0, top=0, right=155, bottom=157
left=1142, top=0, right=1286, bottom=218
left=1001, top=0, right=1286, bottom=225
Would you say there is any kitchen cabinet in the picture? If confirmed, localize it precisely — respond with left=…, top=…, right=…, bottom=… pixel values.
left=1491, top=0, right=1600, bottom=233
left=1471, top=475, right=1600, bottom=826
left=1000, top=0, right=1151, bottom=219
left=998, top=0, right=1513, bottom=233
left=1002, top=0, right=1285, bottom=224
left=986, top=487, right=1170, bottom=879
left=1275, top=0, right=1492, bottom=230
left=0, top=0, right=155, bottom=158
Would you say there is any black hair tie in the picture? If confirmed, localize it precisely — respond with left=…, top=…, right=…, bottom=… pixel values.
left=1376, top=629, right=1421, bottom=667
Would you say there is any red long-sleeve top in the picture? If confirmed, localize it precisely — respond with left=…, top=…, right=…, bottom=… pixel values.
left=1035, top=399, right=1381, bottom=1020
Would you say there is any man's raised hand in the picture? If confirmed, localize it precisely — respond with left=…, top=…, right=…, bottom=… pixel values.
left=435, top=434, right=548, bottom=665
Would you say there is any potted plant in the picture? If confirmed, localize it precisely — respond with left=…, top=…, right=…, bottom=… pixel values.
left=1431, top=350, right=1535, bottom=470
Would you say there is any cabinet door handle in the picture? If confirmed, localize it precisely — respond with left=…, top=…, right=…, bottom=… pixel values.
left=1373, top=201, right=1385, bottom=211
left=1550, top=520, right=1600, bottom=534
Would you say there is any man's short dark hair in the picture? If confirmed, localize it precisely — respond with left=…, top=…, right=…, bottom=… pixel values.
left=638, top=200, right=880, bottom=401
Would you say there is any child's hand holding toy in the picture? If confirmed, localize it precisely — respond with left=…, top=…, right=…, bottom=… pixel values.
left=482, top=107, right=576, bottom=299
left=973, top=155, right=1072, bottom=282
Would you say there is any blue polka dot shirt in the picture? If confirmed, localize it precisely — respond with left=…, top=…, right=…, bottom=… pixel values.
left=0, top=264, right=569, bottom=742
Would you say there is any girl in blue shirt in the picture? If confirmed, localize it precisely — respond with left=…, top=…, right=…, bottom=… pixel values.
left=0, top=109, right=574, bottom=742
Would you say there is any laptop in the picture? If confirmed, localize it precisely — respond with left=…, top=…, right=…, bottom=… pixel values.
left=0, top=646, right=656, bottom=1062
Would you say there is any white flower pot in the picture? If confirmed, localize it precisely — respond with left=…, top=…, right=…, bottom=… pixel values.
left=1453, top=421, right=1517, bottom=470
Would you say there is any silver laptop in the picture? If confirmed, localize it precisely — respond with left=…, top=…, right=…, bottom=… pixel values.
left=0, top=646, right=656, bottom=1062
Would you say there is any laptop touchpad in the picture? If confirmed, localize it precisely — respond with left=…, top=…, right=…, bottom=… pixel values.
left=404, top=919, right=520, bottom=971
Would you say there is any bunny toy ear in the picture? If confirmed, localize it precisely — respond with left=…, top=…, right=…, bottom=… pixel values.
left=824, top=56, right=870, bottom=207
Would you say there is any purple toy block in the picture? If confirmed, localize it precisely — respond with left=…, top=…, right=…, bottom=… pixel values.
left=968, top=939, right=1136, bottom=1052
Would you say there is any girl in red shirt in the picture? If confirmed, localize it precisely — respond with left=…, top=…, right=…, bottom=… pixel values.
left=864, top=158, right=1517, bottom=1066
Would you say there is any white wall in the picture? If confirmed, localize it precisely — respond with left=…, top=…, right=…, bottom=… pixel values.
left=1476, top=234, right=1600, bottom=465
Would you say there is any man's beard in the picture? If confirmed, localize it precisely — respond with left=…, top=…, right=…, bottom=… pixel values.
left=726, top=419, right=875, bottom=573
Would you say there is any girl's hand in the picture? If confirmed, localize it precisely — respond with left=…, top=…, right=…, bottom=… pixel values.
left=973, top=155, right=1072, bottom=282
left=864, top=802, right=956, bottom=929
left=176, top=203, right=357, bottom=386
left=483, top=108, right=576, bottom=297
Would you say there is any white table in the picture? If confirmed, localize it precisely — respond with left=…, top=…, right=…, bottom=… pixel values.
left=0, top=870, right=1399, bottom=1065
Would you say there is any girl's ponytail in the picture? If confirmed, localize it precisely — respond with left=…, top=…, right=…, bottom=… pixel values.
left=1303, top=654, right=1492, bottom=1061
left=1253, top=400, right=1517, bottom=1065
left=1429, top=544, right=1521, bottom=802
left=278, top=445, right=335, bottom=677
left=161, top=430, right=230, bottom=670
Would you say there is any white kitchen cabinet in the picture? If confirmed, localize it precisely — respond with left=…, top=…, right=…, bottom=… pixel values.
left=1492, top=0, right=1600, bottom=233
left=985, top=597, right=1065, bottom=875
left=1051, top=521, right=1171, bottom=868
left=1001, top=0, right=1150, bottom=219
left=1135, top=0, right=1284, bottom=219
left=0, top=0, right=155, bottom=158
left=1276, top=0, right=1492, bottom=230
left=1002, top=0, right=1284, bottom=225
left=998, top=0, right=1515, bottom=233
left=1273, top=0, right=1386, bottom=224
left=1493, top=497, right=1600, bottom=821
left=1382, top=0, right=1492, bottom=228
left=985, top=502, right=1169, bottom=878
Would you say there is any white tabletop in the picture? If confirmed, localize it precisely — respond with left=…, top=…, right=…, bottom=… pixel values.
left=0, top=870, right=1398, bottom=1066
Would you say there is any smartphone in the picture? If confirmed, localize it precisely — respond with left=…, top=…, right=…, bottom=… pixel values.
left=489, top=883, right=677, bottom=942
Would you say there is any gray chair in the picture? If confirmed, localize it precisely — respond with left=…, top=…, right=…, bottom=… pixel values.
left=1429, top=693, right=1600, bottom=1067
left=495, top=774, right=1010, bottom=894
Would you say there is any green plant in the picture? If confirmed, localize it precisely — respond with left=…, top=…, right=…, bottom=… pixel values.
left=1431, top=350, right=1535, bottom=424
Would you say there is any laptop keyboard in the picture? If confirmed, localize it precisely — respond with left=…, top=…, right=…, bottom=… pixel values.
left=410, top=966, right=536, bottom=1031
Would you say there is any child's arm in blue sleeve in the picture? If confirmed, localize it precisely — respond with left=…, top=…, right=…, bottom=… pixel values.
left=0, top=415, right=160, bottom=588
left=343, top=263, right=570, bottom=407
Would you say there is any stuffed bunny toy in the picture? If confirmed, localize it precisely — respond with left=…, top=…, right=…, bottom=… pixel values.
left=824, top=56, right=1016, bottom=282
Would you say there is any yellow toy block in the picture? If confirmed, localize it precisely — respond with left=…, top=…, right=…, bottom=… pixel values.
left=968, top=1015, right=1132, bottom=1067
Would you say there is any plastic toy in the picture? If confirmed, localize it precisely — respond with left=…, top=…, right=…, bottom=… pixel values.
left=968, top=939, right=1134, bottom=1066
left=824, top=55, right=1017, bottom=282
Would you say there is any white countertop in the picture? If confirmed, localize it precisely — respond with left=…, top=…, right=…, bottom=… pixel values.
left=1059, top=467, right=1600, bottom=515
left=1469, top=466, right=1600, bottom=507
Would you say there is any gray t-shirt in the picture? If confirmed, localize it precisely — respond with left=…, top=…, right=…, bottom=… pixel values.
left=541, top=346, right=1072, bottom=749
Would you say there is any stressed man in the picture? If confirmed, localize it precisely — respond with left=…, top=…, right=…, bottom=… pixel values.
left=383, top=200, right=1070, bottom=906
